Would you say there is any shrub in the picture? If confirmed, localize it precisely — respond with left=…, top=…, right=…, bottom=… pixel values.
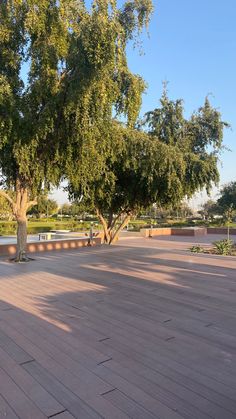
left=214, top=239, right=234, bottom=255
left=190, top=245, right=204, bottom=253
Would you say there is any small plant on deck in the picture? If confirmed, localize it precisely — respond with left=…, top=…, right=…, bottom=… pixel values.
left=190, top=245, right=204, bottom=253
left=213, top=239, right=234, bottom=255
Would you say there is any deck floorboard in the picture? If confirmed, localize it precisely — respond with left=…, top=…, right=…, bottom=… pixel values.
left=0, top=235, right=235, bottom=418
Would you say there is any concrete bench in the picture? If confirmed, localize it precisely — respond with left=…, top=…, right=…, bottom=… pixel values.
left=38, top=232, right=55, bottom=241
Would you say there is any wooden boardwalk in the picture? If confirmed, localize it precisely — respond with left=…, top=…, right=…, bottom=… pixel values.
left=0, top=235, right=236, bottom=418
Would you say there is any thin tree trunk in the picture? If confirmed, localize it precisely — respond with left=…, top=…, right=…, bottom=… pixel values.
left=109, top=214, right=131, bottom=244
left=96, top=208, right=109, bottom=243
left=14, top=185, right=29, bottom=261
left=15, top=214, right=28, bottom=261
left=96, top=208, right=132, bottom=245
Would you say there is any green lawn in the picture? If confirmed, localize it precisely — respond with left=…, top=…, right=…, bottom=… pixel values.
left=0, top=218, right=235, bottom=236
left=0, top=219, right=100, bottom=235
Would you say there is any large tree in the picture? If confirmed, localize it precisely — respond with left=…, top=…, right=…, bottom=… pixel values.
left=69, top=90, right=228, bottom=244
left=0, top=0, right=153, bottom=260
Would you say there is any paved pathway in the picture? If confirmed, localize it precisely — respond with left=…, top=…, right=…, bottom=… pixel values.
left=0, top=236, right=236, bottom=418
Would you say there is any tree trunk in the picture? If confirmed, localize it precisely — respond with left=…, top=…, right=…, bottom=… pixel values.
left=0, top=185, right=37, bottom=261
left=96, top=209, right=109, bottom=243
left=15, top=214, right=28, bottom=261
left=96, top=208, right=132, bottom=245
left=109, top=214, right=131, bottom=244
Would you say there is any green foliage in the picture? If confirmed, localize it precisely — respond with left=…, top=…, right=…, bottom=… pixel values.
left=217, top=182, right=236, bottom=212
left=68, top=86, right=228, bottom=243
left=0, top=194, right=12, bottom=219
left=200, top=199, right=220, bottom=220
left=28, top=196, right=58, bottom=217
left=0, top=0, right=153, bottom=196
left=142, top=89, right=228, bottom=196
left=190, top=245, right=204, bottom=253
left=0, top=219, right=101, bottom=235
left=214, top=239, right=234, bottom=255
left=0, top=221, right=16, bottom=235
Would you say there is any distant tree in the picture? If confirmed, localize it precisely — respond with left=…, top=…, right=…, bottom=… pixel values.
left=28, top=197, right=58, bottom=218
left=200, top=199, right=219, bottom=220
left=217, top=182, right=236, bottom=211
left=171, top=202, right=193, bottom=218
left=222, top=204, right=234, bottom=241
left=70, top=201, right=93, bottom=218
left=61, top=203, right=72, bottom=216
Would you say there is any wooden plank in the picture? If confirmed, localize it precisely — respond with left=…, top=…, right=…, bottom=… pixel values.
left=0, top=236, right=236, bottom=418
left=0, top=346, right=65, bottom=418
left=98, top=359, right=236, bottom=419
left=22, top=361, right=100, bottom=419
left=0, top=366, right=47, bottom=419
left=103, top=389, right=158, bottom=419
left=0, top=329, right=34, bottom=364
left=54, top=412, right=76, bottom=419
left=0, top=395, right=19, bottom=419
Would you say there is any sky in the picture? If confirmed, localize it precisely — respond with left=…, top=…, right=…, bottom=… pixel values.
left=52, top=0, right=236, bottom=208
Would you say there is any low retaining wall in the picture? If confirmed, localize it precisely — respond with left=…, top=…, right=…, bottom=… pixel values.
left=140, top=228, right=171, bottom=237
left=207, top=228, right=236, bottom=235
left=0, top=237, right=101, bottom=257
left=140, top=227, right=207, bottom=237
left=171, top=228, right=207, bottom=236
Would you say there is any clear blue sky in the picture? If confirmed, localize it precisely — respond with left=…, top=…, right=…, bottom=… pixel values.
left=53, top=0, right=236, bottom=206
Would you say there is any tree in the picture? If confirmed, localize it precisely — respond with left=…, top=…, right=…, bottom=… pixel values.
left=61, top=203, right=71, bottom=216
left=0, top=0, right=153, bottom=260
left=0, top=0, right=76, bottom=259
left=70, top=201, right=93, bottom=218
left=28, top=197, right=58, bottom=218
left=69, top=89, right=228, bottom=244
left=200, top=199, right=219, bottom=220
left=217, top=182, right=236, bottom=239
left=217, top=182, right=236, bottom=211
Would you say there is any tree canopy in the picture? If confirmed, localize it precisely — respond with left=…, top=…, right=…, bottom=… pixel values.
left=69, top=90, right=228, bottom=243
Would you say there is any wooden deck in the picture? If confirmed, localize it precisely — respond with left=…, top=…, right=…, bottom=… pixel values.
left=0, top=235, right=236, bottom=418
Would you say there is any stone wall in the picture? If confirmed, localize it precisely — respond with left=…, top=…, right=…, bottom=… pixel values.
left=207, top=228, right=236, bottom=235
left=141, top=227, right=207, bottom=237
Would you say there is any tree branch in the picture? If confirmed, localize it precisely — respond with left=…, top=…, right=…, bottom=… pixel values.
left=110, top=212, right=122, bottom=231
left=0, top=189, right=14, bottom=207
left=96, top=208, right=109, bottom=243
left=27, top=200, right=37, bottom=210
left=109, top=212, right=132, bottom=244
